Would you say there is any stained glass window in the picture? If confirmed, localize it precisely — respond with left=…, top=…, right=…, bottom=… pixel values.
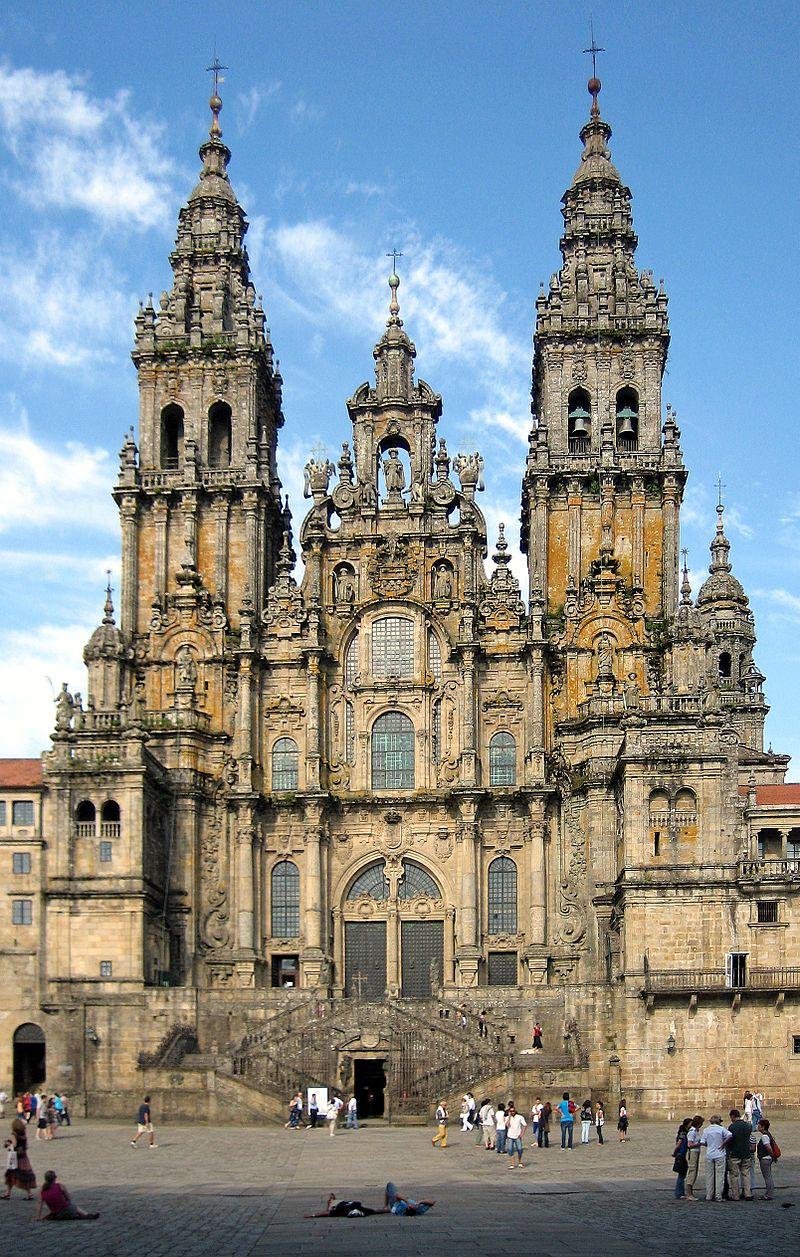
left=428, top=630, right=442, bottom=682
left=489, top=732, right=516, bottom=786
left=487, top=856, right=517, bottom=933
left=271, top=860, right=300, bottom=935
left=347, top=860, right=390, bottom=900
left=345, top=701, right=355, bottom=765
left=371, top=711, right=414, bottom=790
left=398, top=860, right=440, bottom=900
left=344, top=634, right=358, bottom=687
left=372, top=617, right=414, bottom=678
left=272, top=737, right=299, bottom=790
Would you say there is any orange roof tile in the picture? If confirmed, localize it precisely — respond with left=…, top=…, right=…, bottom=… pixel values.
left=0, top=759, right=43, bottom=789
left=740, top=783, right=800, bottom=806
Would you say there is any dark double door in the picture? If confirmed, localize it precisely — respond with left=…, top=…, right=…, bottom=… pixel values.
left=344, top=920, right=444, bottom=998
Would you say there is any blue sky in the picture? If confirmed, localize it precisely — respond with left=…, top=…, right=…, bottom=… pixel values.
left=1, top=0, right=798, bottom=770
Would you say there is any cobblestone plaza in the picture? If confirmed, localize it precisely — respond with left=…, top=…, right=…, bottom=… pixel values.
left=2, top=1119, right=798, bottom=1256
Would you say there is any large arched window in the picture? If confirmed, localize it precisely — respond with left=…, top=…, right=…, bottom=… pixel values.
left=271, top=860, right=300, bottom=935
left=489, top=732, right=516, bottom=786
left=160, top=403, right=184, bottom=468
left=615, top=387, right=639, bottom=451
left=568, top=388, right=591, bottom=451
left=372, top=617, right=414, bottom=678
left=344, top=633, right=359, bottom=687
left=347, top=860, right=390, bottom=900
left=100, top=799, right=121, bottom=837
left=371, top=712, right=414, bottom=790
left=75, top=800, right=96, bottom=837
left=398, top=860, right=440, bottom=900
left=487, top=856, right=517, bottom=933
left=719, top=651, right=732, bottom=681
left=272, top=737, right=299, bottom=791
left=208, top=401, right=232, bottom=468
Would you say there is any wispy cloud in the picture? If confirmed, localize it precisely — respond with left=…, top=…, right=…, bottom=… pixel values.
left=0, top=62, right=177, bottom=230
left=0, top=621, right=93, bottom=756
left=236, top=81, right=282, bottom=133
left=752, top=587, right=800, bottom=622
left=344, top=180, right=385, bottom=200
left=290, top=98, right=323, bottom=125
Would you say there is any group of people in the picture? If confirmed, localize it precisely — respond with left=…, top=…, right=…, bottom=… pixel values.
left=3, top=1116, right=97, bottom=1219
left=671, top=1092, right=779, bottom=1202
left=8, top=1089, right=70, bottom=1136
left=285, top=1090, right=358, bottom=1135
left=434, top=1092, right=629, bottom=1161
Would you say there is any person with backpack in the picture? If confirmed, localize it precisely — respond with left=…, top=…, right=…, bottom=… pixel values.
left=754, top=1118, right=779, bottom=1200
left=579, top=1099, right=593, bottom=1144
left=672, top=1118, right=691, bottom=1199
left=557, top=1092, right=575, bottom=1149
left=538, top=1101, right=552, bottom=1148
left=431, top=1100, right=448, bottom=1148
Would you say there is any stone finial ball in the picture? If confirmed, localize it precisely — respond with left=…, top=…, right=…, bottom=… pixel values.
left=210, top=94, right=223, bottom=111
left=588, top=77, right=601, bottom=96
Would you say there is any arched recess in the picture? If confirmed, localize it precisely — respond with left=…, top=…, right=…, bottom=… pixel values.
left=75, top=800, right=96, bottom=836
left=376, top=434, right=412, bottom=502
left=13, top=1022, right=45, bottom=1093
left=160, top=403, right=184, bottom=468
left=649, top=789, right=670, bottom=858
left=208, top=401, right=232, bottom=468
left=568, top=387, right=591, bottom=450
left=615, top=387, right=639, bottom=451
left=719, top=651, right=732, bottom=681
left=100, top=799, right=121, bottom=837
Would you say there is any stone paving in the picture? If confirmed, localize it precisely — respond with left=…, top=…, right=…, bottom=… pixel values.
left=2, top=1117, right=799, bottom=1255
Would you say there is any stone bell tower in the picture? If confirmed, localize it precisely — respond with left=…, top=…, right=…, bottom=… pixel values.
left=522, top=76, right=686, bottom=736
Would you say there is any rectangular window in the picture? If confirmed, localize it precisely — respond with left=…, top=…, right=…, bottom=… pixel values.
left=371, top=617, right=414, bottom=678
left=725, top=952, right=747, bottom=988
left=12, top=899, right=32, bottom=925
left=0, top=801, right=6, bottom=824
left=793, top=1035, right=800, bottom=1056
left=653, top=831, right=661, bottom=857
left=12, top=852, right=31, bottom=874
left=99, top=961, right=112, bottom=977
left=99, top=841, right=113, bottom=863
left=487, top=952, right=518, bottom=987
left=12, top=800, right=34, bottom=826
left=757, top=900, right=778, bottom=924
left=271, top=954, right=299, bottom=988
left=788, top=840, right=800, bottom=862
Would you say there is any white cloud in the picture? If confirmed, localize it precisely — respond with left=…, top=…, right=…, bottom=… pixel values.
left=344, top=181, right=385, bottom=200
left=0, top=62, right=177, bottom=230
left=752, top=588, right=800, bottom=621
left=481, top=498, right=528, bottom=595
left=0, top=232, right=133, bottom=369
left=0, top=409, right=118, bottom=534
left=290, top=98, right=323, bottom=125
left=236, top=81, right=282, bottom=133
left=0, top=622, right=92, bottom=756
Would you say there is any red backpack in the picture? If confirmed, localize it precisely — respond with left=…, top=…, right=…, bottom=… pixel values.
left=769, top=1134, right=781, bottom=1160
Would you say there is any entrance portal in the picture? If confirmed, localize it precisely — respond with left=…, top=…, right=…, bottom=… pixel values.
left=401, top=920, right=443, bottom=997
left=354, top=1057, right=386, bottom=1118
left=345, top=921, right=387, bottom=997
left=13, top=1023, right=46, bottom=1094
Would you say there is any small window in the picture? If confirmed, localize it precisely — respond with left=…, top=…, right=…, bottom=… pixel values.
left=99, top=841, right=113, bottom=863
left=0, top=801, right=6, bottom=824
left=348, top=860, right=390, bottom=901
left=344, top=633, right=359, bottom=686
left=271, top=954, right=299, bottom=988
left=489, top=732, right=516, bottom=786
left=272, top=738, right=299, bottom=791
left=793, top=1036, right=800, bottom=1056
left=719, top=651, right=732, bottom=681
left=12, top=801, right=34, bottom=826
left=372, top=617, right=414, bottom=679
left=12, top=899, right=32, bottom=925
left=398, top=860, right=440, bottom=900
left=208, top=401, right=232, bottom=468
left=653, top=831, right=661, bottom=857
left=726, top=952, right=747, bottom=988
left=345, top=701, right=355, bottom=765
left=160, top=403, right=184, bottom=468
left=788, top=838, right=800, bottom=861
left=12, top=852, right=31, bottom=874
left=99, top=961, right=112, bottom=977
left=757, top=900, right=778, bottom=924
left=428, top=630, right=442, bottom=682
left=568, top=387, right=591, bottom=450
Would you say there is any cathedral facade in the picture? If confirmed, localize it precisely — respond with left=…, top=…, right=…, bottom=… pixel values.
left=3, top=78, right=800, bottom=1116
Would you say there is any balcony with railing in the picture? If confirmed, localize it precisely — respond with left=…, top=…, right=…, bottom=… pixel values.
left=642, top=965, right=800, bottom=999
left=738, top=858, right=800, bottom=882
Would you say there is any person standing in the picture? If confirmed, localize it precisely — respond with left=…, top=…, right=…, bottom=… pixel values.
left=538, top=1101, right=552, bottom=1148
left=754, top=1118, right=777, bottom=1200
left=478, top=1010, right=488, bottom=1039
left=2, top=1119, right=36, bottom=1198
left=326, top=1094, right=343, bottom=1137
left=346, top=1094, right=359, bottom=1131
left=35, top=1093, right=48, bottom=1142
left=506, top=1104, right=527, bottom=1169
left=532, top=1022, right=543, bottom=1051
left=684, top=1115, right=704, bottom=1200
left=59, top=1094, right=71, bottom=1128
left=53, top=1094, right=63, bottom=1127
left=0, top=1091, right=6, bottom=1120
left=130, top=1095, right=157, bottom=1148
left=579, top=1099, right=592, bottom=1144
left=308, top=1092, right=319, bottom=1129
left=701, top=1114, right=728, bottom=1201
left=530, top=1097, right=542, bottom=1146
left=594, top=1100, right=605, bottom=1145
left=617, top=1101, right=629, bottom=1141
left=557, top=1092, right=575, bottom=1150
left=752, top=1089, right=764, bottom=1127
left=431, top=1100, right=448, bottom=1148
left=494, top=1103, right=507, bottom=1154
left=726, top=1108, right=753, bottom=1200
left=479, top=1099, right=495, bottom=1149
left=672, top=1118, right=691, bottom=1199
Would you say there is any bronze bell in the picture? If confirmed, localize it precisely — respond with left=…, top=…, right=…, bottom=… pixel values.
left=617, top=406, right=637, bottom=437
left=569, top=406, right=591, bottom=438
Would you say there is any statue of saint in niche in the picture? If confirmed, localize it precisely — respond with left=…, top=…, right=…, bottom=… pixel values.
left=382, top=447, right=406, bottom=496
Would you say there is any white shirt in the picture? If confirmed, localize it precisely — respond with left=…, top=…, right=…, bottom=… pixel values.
left=347, top=1097, right=357, bottom=1112
left=687, top=1126, right=702, bottom=1148
left=531, top=1103, right=542, bottom=1121
left=702, top=1124, right=728, bottom=1160
left=744, top=1098, right=753, bottom=1120
left=494, top=1110, right=507, bottom=1130
left=506, top=1113, right=527, bottom=1140
left=327, top=1098, right=343, bottom=1119
left=480, top=1104, right=495, bottom=1126
left=435, top=1105, right=447, bottom=1123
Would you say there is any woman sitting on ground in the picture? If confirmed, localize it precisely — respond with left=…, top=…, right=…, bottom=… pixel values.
left=34, top=1170, right=99, bottom=1220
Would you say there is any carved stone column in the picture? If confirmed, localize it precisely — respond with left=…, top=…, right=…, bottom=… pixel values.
left=215, top=496, right=229, bottom=604
left=455, top=801, right=481, bottom=986
left=243, top=489, right=259, bottom=610
left=302, top=803, right=328, bottom=988
left=534, top=479, right=549, bottom=592
left=153, top=498, right=169, bottom=600
left=387, top=901, right=400, bottom=995
left=119, top=496, right=138, bottom=634
left=305, top=651, right=322, bottom=790
left=235, top=820, right=256, bottom=954
left=631, top=476, right=645, bottom=590
left=567, top=478, right=582, bottom=585
left=528, top=799, right=547, bottom=945
left=662, top=474, right=680, bottom=613
left=461, top=646, right=477, bottom=786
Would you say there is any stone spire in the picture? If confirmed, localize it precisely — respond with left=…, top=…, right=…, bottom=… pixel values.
left=103, top=572, right=115, bottom=625
left=709, top=501, right=732, bottom=573
left=697, top=502, right=748, bottom=609
left=373, top=270, right=416, bottom=401
left=680, top=551, right=692, bottom=606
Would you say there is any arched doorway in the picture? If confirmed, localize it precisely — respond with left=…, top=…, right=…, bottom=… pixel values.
left=13, top=1023, right=45, bottom=1093
left=342, top=859, right=446, bottom=997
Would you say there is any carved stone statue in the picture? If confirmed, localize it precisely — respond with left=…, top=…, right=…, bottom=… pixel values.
left=453, top=452, right=485, bottom=497
left=410, top=473, right=424, bottom=504
left=623, top=672, right=640, bottom=710
left=55, top=682, right=74, bottom=731
left=335, top=568, right=356, bottom=606
left=434, top=565, right=453, bottom=600
left=383, top=447, right=406, bottom=495
left=596, top=633, right=614, bottom=681
left=303, top=457, right=335, bottom=499
left=176, top=644, right=198, bottom=689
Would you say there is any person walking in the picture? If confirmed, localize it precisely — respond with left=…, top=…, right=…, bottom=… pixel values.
left=35, top=1093, right=48, bottom=1142
left=431, top=1100, right=448, bottom=1148
left=617, top=1101, right=629, bottom=1141
left=538, top=1101, right=552, bottom=1148
left=726, top=1108, right=753, bottom=1200
left=346, top=1094, right=359, bottom=1131
left=326, top=1094, right=343, bottom=1137
left=2, top=1119, right=36, bottom=1199
left=532, top=1022, right=543, bottom=1051
left=479, top=1099, right=495, bottom=1149
left=47, top=1096, right=58, bottom=1140
left=308, top=1091, right=319, bottom=1129
left=579, top=1099, right=593, bottom=1144
left=557, top=1092, right=575, bottom=1150
left=672, top=1118, right=691, bottom=1200
left=754, top=1118, right=778, bottom=1200
left=684, top=1115, right=704, bottom=1200
left=130, top=1095, right=157, bottom=1148
left=701, top=1114, right=728, bottom=1201
left=506, top=1104, right=527, bottom=1169
left=494, top=1103, right=507, bottom=1154
left=594, top=1100, right=605, bottom=1145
